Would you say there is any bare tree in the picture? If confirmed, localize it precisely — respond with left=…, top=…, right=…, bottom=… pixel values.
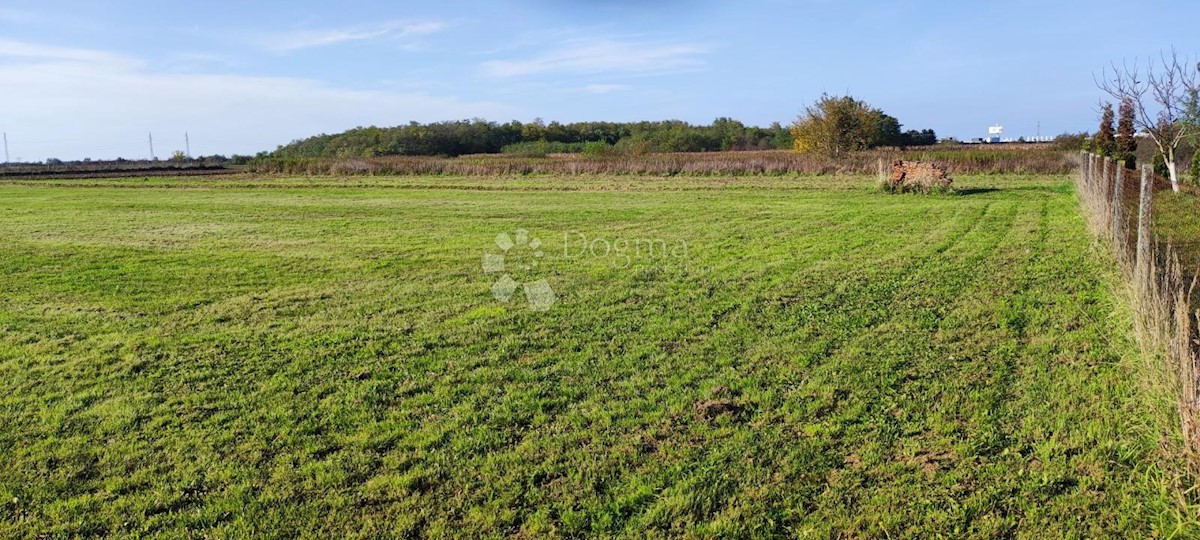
left=1096, top=48, right=1199, bottom=191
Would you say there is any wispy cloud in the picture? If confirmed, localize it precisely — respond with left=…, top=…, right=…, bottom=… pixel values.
left=160, top=51, right=238, bottom=72
left=481, top=38, right=708, bottom=78
left=0, top=39, right=512, bottom=160
left=260, top=20, right=446, bottom=53
left=0, top=38, right=128, bottom=64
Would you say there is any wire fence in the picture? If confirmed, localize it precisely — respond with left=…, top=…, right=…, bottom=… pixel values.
left=1078, top=153, right=1200, bottom=467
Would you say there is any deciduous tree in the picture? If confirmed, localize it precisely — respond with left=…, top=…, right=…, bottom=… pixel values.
left=1096, top=48, right=1199, bottom=191
left=791, top=94, right=883, bottom=157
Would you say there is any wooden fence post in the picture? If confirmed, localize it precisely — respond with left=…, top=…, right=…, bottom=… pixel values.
left=1084, top=153, right=1091, bottom=186
left=1135, top=165, right=1153, bottom=285
left=1112, top=163, right=1124, bottom=249
left=1100, top=157, right=1111, bottom=234
left=1088, top=154, right=1095, bottom=188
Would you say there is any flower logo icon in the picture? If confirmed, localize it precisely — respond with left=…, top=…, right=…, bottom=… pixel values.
left=482, top=229, right=556, bottom=311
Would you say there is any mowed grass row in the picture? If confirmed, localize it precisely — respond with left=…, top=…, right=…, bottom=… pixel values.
left=0, top=177, right=1187, bottom=537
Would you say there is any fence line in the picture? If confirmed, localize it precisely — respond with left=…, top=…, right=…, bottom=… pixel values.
left=1077, top=152, right=1200, bottom=467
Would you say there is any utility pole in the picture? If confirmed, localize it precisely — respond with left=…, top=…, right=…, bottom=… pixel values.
left=185, top=132, right=190, bottom=158
left=148, top=132, right=155, bottom=160
left=2, top=132, right=8, bottom=163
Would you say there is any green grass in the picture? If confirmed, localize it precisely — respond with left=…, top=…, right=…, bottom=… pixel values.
left=1151, top=188, right=1200, bottom=274
left=0, top=175, right=1191, bottom=537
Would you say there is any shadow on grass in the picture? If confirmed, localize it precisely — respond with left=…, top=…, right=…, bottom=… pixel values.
left=958, top=187, right=1000, bottom=196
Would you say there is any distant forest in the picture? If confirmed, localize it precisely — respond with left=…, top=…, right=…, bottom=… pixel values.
left=272, top=119, right=791, bottom=158
left=270, top=117, right=939, bottom=159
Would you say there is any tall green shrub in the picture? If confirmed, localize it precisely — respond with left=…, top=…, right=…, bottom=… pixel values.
left=1096, top=103, right=1116, bottom=157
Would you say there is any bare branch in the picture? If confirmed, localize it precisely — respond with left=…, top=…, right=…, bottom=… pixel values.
left=1096, top=48, right=1198, bottom=191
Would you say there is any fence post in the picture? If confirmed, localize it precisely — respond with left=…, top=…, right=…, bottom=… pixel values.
left=1088, top=153, right=1095, bottom=188
left=1112, top=163, right=1124, bottom=248
left=1100, top=157, right=1111, bottom=234
left=1085, top=154, right=1091, bottom=187
left=1135, top=165, right=1153, bottom=285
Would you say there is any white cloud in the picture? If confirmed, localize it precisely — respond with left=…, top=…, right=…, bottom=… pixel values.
left=260, top=20, right=446, bottom=53
left=0, top=40, right=513, bottom=160
left=481, top=39, right=708, bottom=78
left=0, top=39, right=127, bottom=64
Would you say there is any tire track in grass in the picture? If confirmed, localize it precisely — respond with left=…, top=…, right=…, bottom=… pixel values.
left=723, top=196, right=1064, bottom=536
left=680, top=200, right=994, bottom=365
left=959, top=194, right=1156, bottom=535
left=618, top=198, right=1028, bottom=535
left=768, top=199, right=1001, bottom=366
left=799, top=196, right=1045, bottom=535
left=403, top=196, right=1008, bottom=536
left=801, top=201, right=1026, bottom=436
left=805, top=193, right=1154, bottom=537
left=932, top=195, right=1086, bottom=534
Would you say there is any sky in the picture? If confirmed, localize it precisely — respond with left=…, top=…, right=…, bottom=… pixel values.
left=1, top=0, right=1198, bottom=161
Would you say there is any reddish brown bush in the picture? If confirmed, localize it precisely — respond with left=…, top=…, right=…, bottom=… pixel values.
left=247, top=148, right=1075, bottom=177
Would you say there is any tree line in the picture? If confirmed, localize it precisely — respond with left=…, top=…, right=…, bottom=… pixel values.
left=271, top=118, right=796, bottom=158
left=270, top=105, right=939, bottom=159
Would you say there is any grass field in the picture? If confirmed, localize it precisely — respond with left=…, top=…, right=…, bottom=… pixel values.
left=0, top=174, right=1192, bottom=537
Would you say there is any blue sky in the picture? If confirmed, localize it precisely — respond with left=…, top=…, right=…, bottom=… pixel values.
left=1, top=0, right=1198, bottom=160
